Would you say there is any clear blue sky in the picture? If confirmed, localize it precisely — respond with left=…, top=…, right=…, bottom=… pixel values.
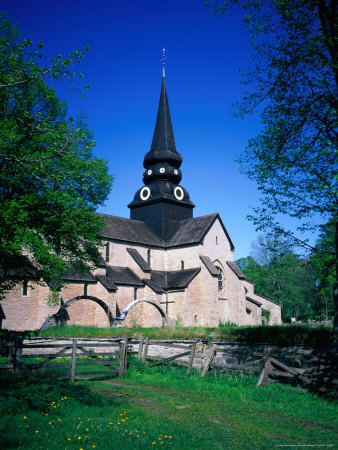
left=1, top=0, right=302, bottom=259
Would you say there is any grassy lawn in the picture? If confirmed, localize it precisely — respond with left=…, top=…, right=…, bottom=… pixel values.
left=0, top=358, right=337, bottom=449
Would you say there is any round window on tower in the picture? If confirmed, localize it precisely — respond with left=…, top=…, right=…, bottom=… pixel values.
left=174, top=169, right=178, bottom=175
left=147, top=169, right=152, bottom=175
left=174, top=186, right=184, bottom=201
left=140, top=186, right=151, bottom=201
left=159, top=167, right=165, bottom=173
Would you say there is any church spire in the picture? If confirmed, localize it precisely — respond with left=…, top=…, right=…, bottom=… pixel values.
left=128, top=58, right=194, bottom=240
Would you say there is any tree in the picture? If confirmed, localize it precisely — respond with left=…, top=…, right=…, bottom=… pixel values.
left=0, top=15, right=113, bottom=298
left=236, top=236, right=318, bottom=321
left=207, top=1, right=338, bottom=339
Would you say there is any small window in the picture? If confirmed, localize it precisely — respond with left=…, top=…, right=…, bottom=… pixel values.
left=246, top=307, right=252, bottom=315
left=84, top=284, right=88, bottom=297
left=105, top=243, right=110, bottom=262
left=181, top=260, right=184, bottom=270
left=216, top=267, right=224, bottom=292
left=23, top=280, right=28, bottom=296
left=147, top=249, right=151, bottom=266
left=244, top=287, right=248, bottom=294
left=134, top=287, right=138, bottom=300
left=216, top=236, right=218, bottom=245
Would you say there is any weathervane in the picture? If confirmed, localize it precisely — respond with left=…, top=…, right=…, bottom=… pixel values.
left=161, top=48, right=167, bottom=77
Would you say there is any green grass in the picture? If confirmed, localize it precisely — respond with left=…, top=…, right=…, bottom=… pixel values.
left=0, top=358, right=337, bottom=449
left=35, top=323, right=334, bottom=346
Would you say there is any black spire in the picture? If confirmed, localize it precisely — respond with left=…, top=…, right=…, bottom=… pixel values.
left=128, top=69, right=194, bottom=240
left=143, top=76, right=182, bottom=186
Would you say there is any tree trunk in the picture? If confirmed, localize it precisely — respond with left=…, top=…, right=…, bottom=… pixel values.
left=334, top=220, right=338, bottom=344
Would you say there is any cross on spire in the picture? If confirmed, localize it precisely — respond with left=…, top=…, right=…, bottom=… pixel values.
left=161, top=48, right=167, bottom=77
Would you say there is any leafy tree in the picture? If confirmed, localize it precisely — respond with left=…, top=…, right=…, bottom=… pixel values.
left=236, top=236, right=318, bottom=321
left=207, top=1, right=338, bottom=339
left=0, top=15, right=113, bottom=298
left=311, top=221, right=336, bottom=320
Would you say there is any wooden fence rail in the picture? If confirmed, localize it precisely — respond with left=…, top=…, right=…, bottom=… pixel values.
left=0, top=335, right=130, bottom=381
left=140, top=338, right=196, bottom=374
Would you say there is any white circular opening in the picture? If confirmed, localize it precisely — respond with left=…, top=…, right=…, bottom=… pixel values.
left=159, top=167, right=165, bottom=173
left=147, top=169, right=152, bottom=175
left=174, top=169, right=178, bottom=175
left=140, top=186, right=151, bottom=201
left=174, top=186, right=184, bottom=201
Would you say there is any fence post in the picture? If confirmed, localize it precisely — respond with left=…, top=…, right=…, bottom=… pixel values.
left=137, top=336, right=144, bottom=360
left=187, top=342, right=196, bottom=374
left=8, top=332, right=15, bottom=372
left=201, top=345, right=215, bottom=377
left=257, top=349, right=272, bottom=387
left=14, top=336, right=23, bottom=373
left=70, top=339, right=77, bottom=382
left=142, top=337, right=149, bottom=364
left=118, top=335, right=128, bottom=378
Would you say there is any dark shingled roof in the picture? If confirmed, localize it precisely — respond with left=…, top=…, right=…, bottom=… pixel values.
left=96, top=275, right=118, bottom=291
left=127, top=248, right=151, bottom=272
left=246, top=296, right=262, bottom=307
left=167, top=268, right=200, bottom=289
left=64, top=270, right=97, bottom=283
left=5, top=255, right=39, bottom=279
left=106, top=266, right=144, bottom=286
left=200, top=255, right=218, bottom=276
left=226, top=261, right=246, bottom=280
left=143, top=278, right=164, bottom=293
left=98, top=213, right=164, bottom=247
left=166, top=214, right=234, bottom=249
left=147, top=268, right=200, bottom=291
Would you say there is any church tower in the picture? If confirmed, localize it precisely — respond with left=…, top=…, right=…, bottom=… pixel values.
left=128, top=59, right=194, bottom=239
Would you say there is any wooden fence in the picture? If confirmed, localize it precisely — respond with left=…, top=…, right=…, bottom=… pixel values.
left=201, top=343, right=338, bottom=396
left=140, top=338, right=197, bottom=374
left=0, top=335, right=131, bottom=381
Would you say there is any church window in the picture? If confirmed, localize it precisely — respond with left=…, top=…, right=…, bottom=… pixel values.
left=23, top=281, right=28, bottom=296
left=181, top=260, right=184, bottom=270
left=147, top=169, right=152, bottom=175
left=244, top=287, right=248, bottom=294
left=174, top=169, right=178, bottom=175
left=246, top=307, right=252, bottom=315
left=216, top=236, right=218, bottom=245
left=147, top=249, right=151, bottom=266
left=84, top=284, right=88, bottom=297
left=105, top=243, right=110, bottom=262
left=216, top=267, right=224, bottom=292
left=134, top=287, right=138, bottom=300
left=194, top=314, right=198, bottom=324
left=159, top=167, right=165, bottom=173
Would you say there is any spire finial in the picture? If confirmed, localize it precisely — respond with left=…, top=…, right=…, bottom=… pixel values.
left=161, top=48, right=167, bottom=77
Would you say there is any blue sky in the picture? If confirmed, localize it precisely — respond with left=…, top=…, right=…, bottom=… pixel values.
left=2, top=0, right=296, bottom=259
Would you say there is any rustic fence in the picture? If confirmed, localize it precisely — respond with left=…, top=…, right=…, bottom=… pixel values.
left=140, top=337, right=196, bottom=374
left=201, top=343, right=338, bottom=396
left=0, top=335, right=131, bottom=381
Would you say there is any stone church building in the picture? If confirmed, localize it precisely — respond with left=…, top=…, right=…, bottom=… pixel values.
left=1, top=74, right=281, bottom=331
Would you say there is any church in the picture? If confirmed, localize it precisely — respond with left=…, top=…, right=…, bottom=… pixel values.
left=1, top=72, right=281, bottom=331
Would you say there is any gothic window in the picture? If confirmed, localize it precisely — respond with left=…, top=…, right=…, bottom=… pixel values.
left=216, top=267, right=224, bottom=292
left=23, top=280, right=28, bottom=296
left=216, top=236, right=218, bottom=245
left=105, top=243, right=110, bottom=262
left=181, top=260, right=184, bottom=270
left=134, top=287, right=138, bottom=300
left=84, top=284, right=88, bottom=297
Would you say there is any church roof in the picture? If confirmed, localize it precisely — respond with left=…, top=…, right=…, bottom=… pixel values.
left=127, top=248, right=151, bottom=272
left=200, top=255, right=219, bottom=276
left=64, top=270, right=97, bottom=283
left=105, top=266, right=144, bottom=286
left=97, top=212, right=234, bottom=250
left=166, top=213, right=234, bottom=250
left=147, top=268, right=200, bottom=291
left=98, top=213, right=164, bottom=247
left=226, top=261, right=246, bottom=280
left=5, top=255, right=40, bottom=279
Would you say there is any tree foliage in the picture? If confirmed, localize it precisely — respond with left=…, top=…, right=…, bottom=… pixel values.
left=207, top=0, right=337, bottom=337
left=0, top=15, right=113, bottom=296
left=236, top=236, right=322, bottom=321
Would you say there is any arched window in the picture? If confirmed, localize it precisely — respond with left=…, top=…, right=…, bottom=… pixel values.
left=105, top=243, right=110, bottom=262
left=181, top=260, right=184, bottom=270
left=147, top=249, right=151, bottom=266
left=216, top=267, right=224, bottom=292
left=23, top=280, right=28, bottom=296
